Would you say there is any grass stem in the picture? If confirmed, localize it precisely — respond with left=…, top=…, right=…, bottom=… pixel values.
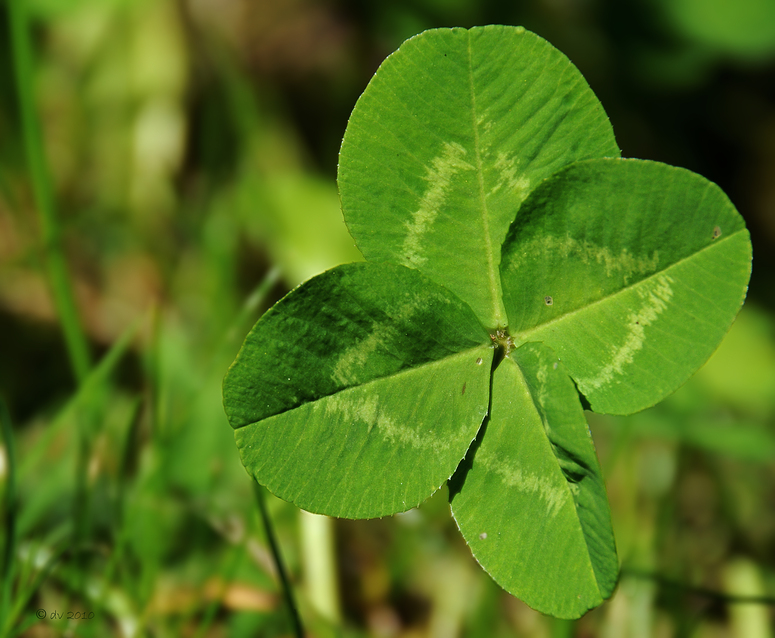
left=253, top=483, right=305, bottom=638
left=8, top=0, right=96, bottom=579
left=8, top=0, right=91, bottom=383
left=0, top=400, right=18, bottom=634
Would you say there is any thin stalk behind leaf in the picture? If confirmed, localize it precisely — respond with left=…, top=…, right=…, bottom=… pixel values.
left=300, top=510, right=342, bottom=623
left=254, top=484, right=304, bottom=638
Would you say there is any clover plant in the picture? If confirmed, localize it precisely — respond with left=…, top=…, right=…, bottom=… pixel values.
left=223, top=25, right=752, bottom=618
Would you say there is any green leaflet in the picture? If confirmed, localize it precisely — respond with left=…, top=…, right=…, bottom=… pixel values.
left=338, top=25, right=620, bottom=330
left=224, top=262, right=493, bottom=518
left=502, top=158, right=752, bottom=414
left=450, top=343, right=617, bottom=619
left=223, top=25, right=753, bottom=620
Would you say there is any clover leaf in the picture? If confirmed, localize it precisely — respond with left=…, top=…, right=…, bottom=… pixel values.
left=223, top=25, right=752, bottom=618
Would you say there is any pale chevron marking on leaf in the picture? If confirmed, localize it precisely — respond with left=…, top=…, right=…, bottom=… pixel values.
left=509, top=235, right=660, bottom=284
left=322, top=392, right=451, bottom=453
left=533, top=359, right=552, bottom=434
left=323, top=393, right=378, bottom=425
left=332, top=329, right=392, bottom=386
left=402, top=142, right=474, bottom=267
left=376, top=411, right=451, bottom=452
left=331, top=294, right=426, bottom=386
left=578, top=273, right=675, bottom=393
left=488, top=151, right=531, bottom=200
left=477, top=447, right=569, bottom=518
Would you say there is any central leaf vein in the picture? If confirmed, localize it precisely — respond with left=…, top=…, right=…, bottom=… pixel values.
left=467, top=32, right=504, bottom=329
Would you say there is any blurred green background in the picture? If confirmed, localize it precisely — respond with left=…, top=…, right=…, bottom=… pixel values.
left=1, top=0, right=774, bottom=636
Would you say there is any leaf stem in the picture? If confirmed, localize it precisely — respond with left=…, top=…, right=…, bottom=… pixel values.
left=253, top=483, right=305, bottom=638
left=300, top=510, right=341, bottom=623
left=550, top=618, right=575, bottom=638
left=8, top=0, right=91, bottom=383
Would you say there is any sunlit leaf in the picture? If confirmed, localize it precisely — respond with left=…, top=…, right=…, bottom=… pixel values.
left=502, top=158, right=752, bottom=414
left=450, top=343, right=617, bottom=619
left=338, top=25, right=619, bottom=329
left=224, top=262, right=493, bottom=518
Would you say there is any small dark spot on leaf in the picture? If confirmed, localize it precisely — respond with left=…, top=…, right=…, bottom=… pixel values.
left=635, top=321, right=639, bottom=325
left=476, top=357, right=483, bottom=365
left=713, top=226, right=722, bottom=239
left=544, top=296, right=553, bottom=306
left=462, top=382, right=466, bottom=395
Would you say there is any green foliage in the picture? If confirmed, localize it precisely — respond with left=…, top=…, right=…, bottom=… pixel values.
left=223, top=25, right=752, bottom=618
left=5, top=0, right=767, bottom=631
left=656, top=0, right=775, bottom=59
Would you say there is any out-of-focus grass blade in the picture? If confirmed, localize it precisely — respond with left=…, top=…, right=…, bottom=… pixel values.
left=4, top=540, right=69, bottom=638
left=0, top=400, right=18, bottom=635
left=20, top=315, right=145, bottom=477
